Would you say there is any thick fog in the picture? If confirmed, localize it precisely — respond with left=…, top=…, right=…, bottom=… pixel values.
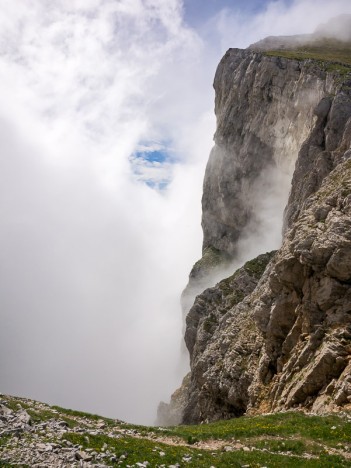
left=1, top=0, right=351, bottom=425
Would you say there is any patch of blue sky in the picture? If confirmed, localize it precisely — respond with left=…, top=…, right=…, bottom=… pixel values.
left=130, top=141, right=176, bottom=190
left=134, top=140, right=178, bottom=162
left=183, top=0, right=266, bottom=26
left=183, top=0, right=295, bottom=27
left=145, top=179, right=170, bottom=191
left=135, top=148, right=169, bottom=164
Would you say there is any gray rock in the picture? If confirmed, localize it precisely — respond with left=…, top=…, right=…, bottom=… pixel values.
left=76, top=450, right=93, bottom=461
left=162, top=252, right=275, bottom=424
left=18, top=410, right=31, bottom=425
left=0, top=404, right=13, bottom=416
left=172, top=37, right=351, bottom=423
left=202, top=48, right=337, bottom=261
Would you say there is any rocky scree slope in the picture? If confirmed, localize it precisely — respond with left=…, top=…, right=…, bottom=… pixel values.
left=3, top=393, right=351, bottom=467
left=161, top=31, right=351, bottom=425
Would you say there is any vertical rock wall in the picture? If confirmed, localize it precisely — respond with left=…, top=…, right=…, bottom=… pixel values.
left=202, top=49, right=336, bottom=259
left=159, top=46, right=351, bottom=425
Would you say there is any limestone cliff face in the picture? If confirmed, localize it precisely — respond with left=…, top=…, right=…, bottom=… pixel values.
left=182, top=47, right=339, bottom=321
left=159, top=35, right=351, bottom=425
left=202, top=48, right=336, bottom=259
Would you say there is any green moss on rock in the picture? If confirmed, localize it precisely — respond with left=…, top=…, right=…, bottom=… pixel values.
left=190, top=246, right=230, bottom=280
left=243, top=251, right=276, bottom=279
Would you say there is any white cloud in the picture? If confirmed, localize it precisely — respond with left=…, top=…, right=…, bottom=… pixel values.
left=0, top=0, right=213, bottom=424
left=1, top=0, right=350, bottom=425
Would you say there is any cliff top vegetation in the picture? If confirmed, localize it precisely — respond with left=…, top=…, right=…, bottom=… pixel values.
left=264, top=38, right=351, bottom=74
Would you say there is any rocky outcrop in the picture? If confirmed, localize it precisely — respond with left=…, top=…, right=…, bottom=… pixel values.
left=181, top=246, right=232, bottom=318
left=166, top=24, right=351, bottom=425
left=251, top=155, right=351, bottom=414
left=182, top=252, right=275, bottom=423
left=160, top=252, right=275, bottom=424
left=157, top=372, right=192, bottom=426
left=284, top=88, right=351, bottom=230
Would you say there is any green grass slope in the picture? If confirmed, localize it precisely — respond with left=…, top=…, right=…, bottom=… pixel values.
left=1, top=394, right=351, bottom=467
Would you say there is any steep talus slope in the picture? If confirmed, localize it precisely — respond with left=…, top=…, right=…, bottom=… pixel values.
left=161, top=28, right=351, bottom=425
